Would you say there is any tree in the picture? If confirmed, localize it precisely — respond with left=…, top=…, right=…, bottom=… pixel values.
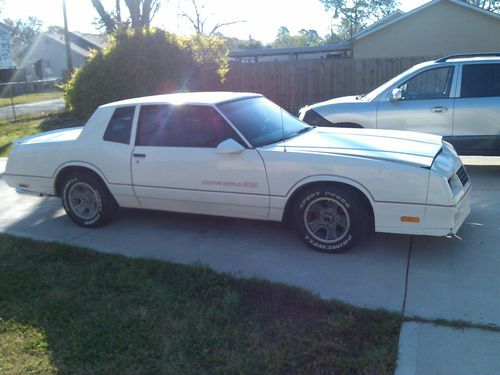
left=4, top=17, right=43, bottom=46
left=298, top=29, right=323, bottom=46
left=272, top=26, right=325, bottom=48
left=224, top=36, right=264, bottom=50
left=62, top=29, right=229, bottom=118
left=461, top=0, right=500, bottom=13
left=90, top=0, right=161, bottom=33
left=47, top=25, right=64, bottom=35
left=178, top=0, right=245, bottom=35
left=320, top=0, right=399, bottom=39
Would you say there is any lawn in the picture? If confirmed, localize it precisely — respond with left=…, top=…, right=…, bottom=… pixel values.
left=0, top=91, right=63, bottom=108
left=0, top=112, right=82, bottom=157
left=0, top=234, right=403, bottom=375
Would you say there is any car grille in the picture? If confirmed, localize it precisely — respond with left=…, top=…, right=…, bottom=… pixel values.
left=456, top=165, right=469, bottom=186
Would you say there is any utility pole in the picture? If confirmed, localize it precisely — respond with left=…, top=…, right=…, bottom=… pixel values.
left=62, top=0, right=74, bottom=79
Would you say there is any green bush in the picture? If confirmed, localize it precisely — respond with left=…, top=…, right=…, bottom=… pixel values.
left=63, top=29, right=229, bottom=119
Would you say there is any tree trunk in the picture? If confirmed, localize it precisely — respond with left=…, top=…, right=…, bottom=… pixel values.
left=90, top=0, right=116, bottom=33
left=124, top=0, right=142, bottom=29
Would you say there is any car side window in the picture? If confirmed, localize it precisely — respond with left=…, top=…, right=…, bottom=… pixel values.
left=136, top=105, right=244, bottom=148
left=399, top=67, right=455, bottom=100
left=103, top=106, right=135, bottom=144
left=461, top=63, right=500, bottom=98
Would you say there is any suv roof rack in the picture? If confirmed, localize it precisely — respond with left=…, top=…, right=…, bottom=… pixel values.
left=435, top=53, right=500, bottom=62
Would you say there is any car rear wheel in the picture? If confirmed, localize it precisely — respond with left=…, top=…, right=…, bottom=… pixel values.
left=292, top=185, right=368, bottom=253
left=62, top=172, right=117, bottom=227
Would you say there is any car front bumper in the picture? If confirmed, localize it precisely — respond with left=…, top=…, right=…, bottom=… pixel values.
left=373, top=185, right=471, bottom=237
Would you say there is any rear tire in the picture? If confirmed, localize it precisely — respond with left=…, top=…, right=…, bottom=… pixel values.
left=61, top=172, right=117, bottom=227
left=291, top=185, right=368, bottom=253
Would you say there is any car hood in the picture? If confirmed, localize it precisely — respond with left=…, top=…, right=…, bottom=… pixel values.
left=281, top=127, right=443, bottom=168
left=304, top=96, right=361, bottom=110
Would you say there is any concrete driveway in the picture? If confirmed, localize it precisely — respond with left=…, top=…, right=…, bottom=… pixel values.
left=0, top=99, right=65, bottom=119
left=1, top=157, right=499, bottom=374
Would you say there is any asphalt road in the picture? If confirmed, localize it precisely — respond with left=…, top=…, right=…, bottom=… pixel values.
left=0, top=99, right=65, bottom=119
left=1, top=157, right=499, bottom=374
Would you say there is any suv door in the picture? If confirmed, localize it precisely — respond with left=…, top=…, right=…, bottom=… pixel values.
left=376, top=66, right=456, bottom=136
left=452, top=62, right=500, bottom=155
left=131, top=104, right=270, bottom=219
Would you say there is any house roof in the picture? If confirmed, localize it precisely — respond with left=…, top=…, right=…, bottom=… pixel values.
left=44, top=33, right=91, bottom=58
left=71, top=32, right=108, bottom=50
left=353, top=0, right=500, bottom=40
left=229, top=42, right=352, bottom=59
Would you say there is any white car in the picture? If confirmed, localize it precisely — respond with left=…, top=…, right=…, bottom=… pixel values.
left=3, top=92, right=471, bottom=253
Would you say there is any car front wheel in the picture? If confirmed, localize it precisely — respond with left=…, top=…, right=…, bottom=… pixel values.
left=292, top=185, right=368, bottom=253
left=62, top=172, right=117, bottom=227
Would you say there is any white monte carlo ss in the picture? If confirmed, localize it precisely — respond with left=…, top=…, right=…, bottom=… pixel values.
left=3, top=92, right=471, bottom=253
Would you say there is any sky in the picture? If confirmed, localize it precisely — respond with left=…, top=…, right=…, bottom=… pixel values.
left=3, top=0, right=432, bottom=43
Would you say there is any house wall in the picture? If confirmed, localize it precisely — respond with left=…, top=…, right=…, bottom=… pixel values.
left=353, top=0, right=500, bottom=59
left=22, top=35, right=87, bottom=79
left=0, top=27, right=14, bottom=69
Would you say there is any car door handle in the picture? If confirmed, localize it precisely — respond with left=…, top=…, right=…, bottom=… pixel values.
left=431, top=106, right=448, bottom=113
left=133, top=153, right=146, bottom=158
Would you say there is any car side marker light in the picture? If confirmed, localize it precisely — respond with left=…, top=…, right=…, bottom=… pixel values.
left=401, top=216, right=420, bottom=223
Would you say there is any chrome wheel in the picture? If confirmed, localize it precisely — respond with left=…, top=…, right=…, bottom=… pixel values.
left=68, top=182, right=99, bottom=220
left=303, top=197, right=350, bottom=243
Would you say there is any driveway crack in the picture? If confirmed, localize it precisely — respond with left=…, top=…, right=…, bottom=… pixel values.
left=402, top=235, right=414, bottom=315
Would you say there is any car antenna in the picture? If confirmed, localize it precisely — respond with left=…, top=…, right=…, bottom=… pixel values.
left=280, top=108, right=287, bottom=152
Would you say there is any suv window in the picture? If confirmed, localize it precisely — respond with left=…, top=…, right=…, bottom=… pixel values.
left=136, top=105, right=243, bottom=147
left=103, top=106, right=135, bottom=144
left=399, top=67, right=454, bottom=100
left=461, top=63, right=500, bottom=98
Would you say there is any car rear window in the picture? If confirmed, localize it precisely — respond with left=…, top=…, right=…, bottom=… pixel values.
left=103, top=106, right=135, bottom=145
left=461, top=63, right=500, bottom=98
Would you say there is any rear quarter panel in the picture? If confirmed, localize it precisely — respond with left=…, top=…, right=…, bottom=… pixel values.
left=5, top=106, right=135, bottom=195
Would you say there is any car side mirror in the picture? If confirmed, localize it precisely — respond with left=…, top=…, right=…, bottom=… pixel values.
left=390, top=88, right=403, bottom=102
left=216, top=138, right=245, bottom=154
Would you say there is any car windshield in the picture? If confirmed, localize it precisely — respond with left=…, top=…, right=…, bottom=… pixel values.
left=363, top=62, right=434, bottom=101
left=217, top=97, right=312, bottom=147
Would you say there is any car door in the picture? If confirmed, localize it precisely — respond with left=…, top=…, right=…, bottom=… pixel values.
left=452, top=62, right=500, bottom=155
left=88, top=105, right=141, bottom=208
left=131, top=104, right=270, bottom=219
left=376, top=66, right=456, bottom=136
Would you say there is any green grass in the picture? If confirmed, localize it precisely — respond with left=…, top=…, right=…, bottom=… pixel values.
left=0, top=91, right=63, bottom=107
left=0, top=234, right=402, bottom=375
left=0, top=112, right=82, bottom=157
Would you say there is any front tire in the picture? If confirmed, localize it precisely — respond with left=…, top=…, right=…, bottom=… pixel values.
left=62, top=173, right=117, bottom=227
left=292, top=185, right=368, bottom=253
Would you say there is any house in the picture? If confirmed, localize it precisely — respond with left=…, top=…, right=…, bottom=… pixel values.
left=229, top=43, right=352, bottom=63
left=0, top=22, right=14, bottom=69
left=352, top=0, right=500, bottom=59
left=18, top=31, right=108, bottom=80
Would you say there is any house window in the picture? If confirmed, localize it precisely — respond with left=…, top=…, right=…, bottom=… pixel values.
left=461, top=64, right=500, bottom=98
left=136, top=105, right=243, bottom=148
left=103, top=106, right=135, bottom=144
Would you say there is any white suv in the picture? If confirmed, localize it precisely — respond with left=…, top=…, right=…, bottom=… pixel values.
left=299, top=53, right=500, bottom=155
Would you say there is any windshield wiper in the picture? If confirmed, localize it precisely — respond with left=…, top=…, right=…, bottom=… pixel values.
left=355, top=93, right=366, bottom=100
left=284, top=126, right=313, bottom=140
left=257, top=127, right=313, bottom=147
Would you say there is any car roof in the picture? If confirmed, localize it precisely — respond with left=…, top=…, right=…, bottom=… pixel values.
left=442, top=57, right=500, bottom=63
left=101, top=92, right=262, bottom=108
